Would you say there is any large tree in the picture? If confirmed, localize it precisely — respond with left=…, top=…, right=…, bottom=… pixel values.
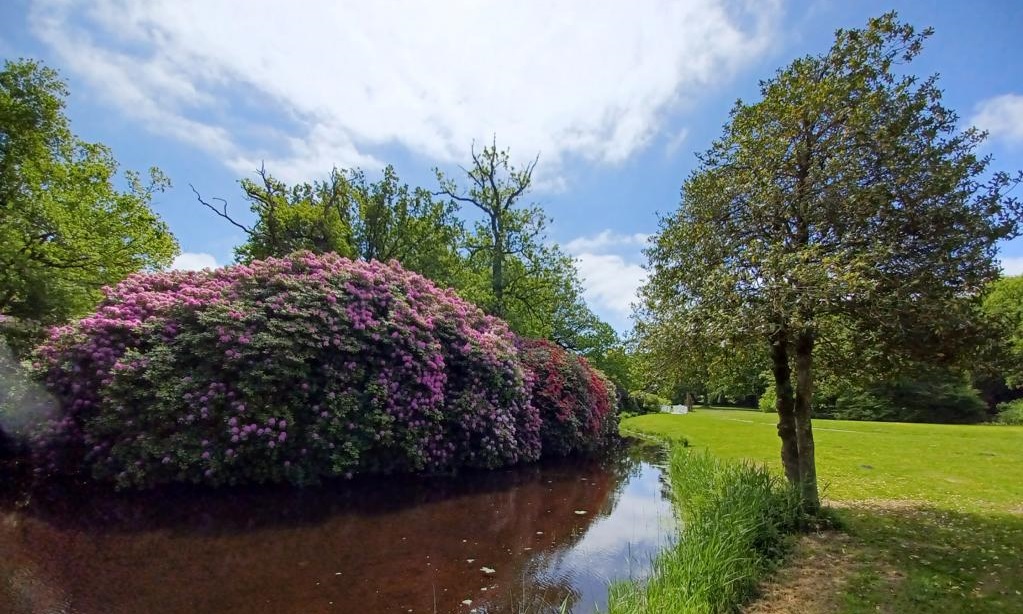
left=0, top=59, right=177, bottom=355
left=639, top=14, right=1021, bottom=510
left=435, top=139, right=608, bottom=346
left=198, top=164, right=465, bottom=286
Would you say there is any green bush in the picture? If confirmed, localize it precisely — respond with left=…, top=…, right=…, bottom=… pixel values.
left=608, top=449, right=801, bottom=613
left=832, top=377, right=987, bottom=424
left=758, top=376, right=988, bottom=424
left=625, top=390, right=670, bottom=415
left=995, top=399, right=1023, bottom=425
left=758, top=383, right=776, bottom=412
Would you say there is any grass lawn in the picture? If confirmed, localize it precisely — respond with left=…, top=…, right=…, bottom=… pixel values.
left=622, top=409, right=1023, bottom=613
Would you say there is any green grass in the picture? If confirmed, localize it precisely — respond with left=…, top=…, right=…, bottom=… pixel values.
left=608, top=448, right=802, bottom=614
left=621, top=409, right=1023, bottom=613
left=622, top=409, right=1023, bottom=512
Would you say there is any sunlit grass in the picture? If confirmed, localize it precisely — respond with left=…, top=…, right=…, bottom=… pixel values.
left=607, top=448, right=802, bottom=614
left=620, top=409, right=1023, bottom=613
left=622, top=409, right=1023, bottom=512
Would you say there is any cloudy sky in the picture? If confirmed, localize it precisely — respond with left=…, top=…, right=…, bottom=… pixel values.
left=2, top=0, right=1022, bottom=331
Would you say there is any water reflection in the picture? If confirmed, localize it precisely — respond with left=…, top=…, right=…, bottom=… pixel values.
left=0, top=442, right=674, bottom=613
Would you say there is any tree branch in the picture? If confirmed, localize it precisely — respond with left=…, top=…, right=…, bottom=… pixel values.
left=191, top=184, right=252, bottom=234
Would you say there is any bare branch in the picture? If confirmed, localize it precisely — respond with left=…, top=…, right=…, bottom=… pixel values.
left=191, top=184, right=252, bottom=234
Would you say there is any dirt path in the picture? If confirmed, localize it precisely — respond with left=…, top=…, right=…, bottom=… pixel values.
left=743, top=530, right=862, bottom=614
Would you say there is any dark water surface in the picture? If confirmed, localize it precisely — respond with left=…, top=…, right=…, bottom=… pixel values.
left=0, top=443, right=674, bottom=614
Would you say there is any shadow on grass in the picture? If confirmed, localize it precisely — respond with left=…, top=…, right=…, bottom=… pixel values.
left=835, top=502, right=1023, bottom=613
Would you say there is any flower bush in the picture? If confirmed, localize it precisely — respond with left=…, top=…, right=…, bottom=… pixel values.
left=33, top=252, right=545, bottom=488
left=517, top=338, right=618, bottom=456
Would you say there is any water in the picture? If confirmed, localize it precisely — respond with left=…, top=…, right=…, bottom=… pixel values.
left=0, top=443, right=674, bottom=614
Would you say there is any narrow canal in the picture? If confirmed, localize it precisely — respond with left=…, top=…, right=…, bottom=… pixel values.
left=0, top=442, right=675, bottom=613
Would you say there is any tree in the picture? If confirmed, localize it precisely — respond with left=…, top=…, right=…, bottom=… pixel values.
left=209, top=166, right=356, bottom=263
left=436, top=139, right=609, bottom=346
left=639, top=14, right=1021, bottom=511
left=435, top=140, right=543, bottom=318
left=198, top=164, right=465, bottom=286
left=636, top=315, right=767, bottom=405
left=0, top=59, right=177, bottom=355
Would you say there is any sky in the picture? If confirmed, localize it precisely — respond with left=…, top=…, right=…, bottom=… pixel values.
left=2, top=0, right=1023, bottom=332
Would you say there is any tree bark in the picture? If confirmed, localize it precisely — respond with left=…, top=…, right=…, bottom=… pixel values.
left=769, top=328, right=801, bottom=486
left=490, top=214, right=504, bottom=317
left=793, top=329, right=820, bottom=512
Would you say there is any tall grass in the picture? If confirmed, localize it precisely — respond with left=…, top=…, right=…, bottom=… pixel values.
left=607, top=448, right=802, bottom=613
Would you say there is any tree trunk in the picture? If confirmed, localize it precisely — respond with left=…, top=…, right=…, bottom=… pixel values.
left=793, top=330, right=820, bottom=512
left=769, top=329, right=801, bottom=486
left=490, top=214, right=505, bottom=317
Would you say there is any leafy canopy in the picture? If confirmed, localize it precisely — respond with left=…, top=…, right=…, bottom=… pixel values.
left=0, top=58, right=178, bottom=352
left=435, top=139, right=609, bottom=349
left=641, top=13, right=1021, bottom=382
left=639, top=12, right=1021, bottom=508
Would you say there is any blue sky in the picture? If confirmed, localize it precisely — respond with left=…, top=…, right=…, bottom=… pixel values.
left=2, top=0, right=1023, bottom=332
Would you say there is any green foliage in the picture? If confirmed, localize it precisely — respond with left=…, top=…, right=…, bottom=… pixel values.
left=209, top=165, right=466, bottom=287
left=830, top=377, right=988, bottom=424
left=981, top=275, right=1023, bottom=388
left=995, top=398, right=1023, bottom=425
left=607, top=449, right=801, bottom=613
left=435, top=140, right=608, bottom=349
left=641, top=11, right=1021, bottom=379
left=760, top=375, right=987, bottom=423
left=758, top=383, right=776, bottom=413
left=625, top=390, right=670, bottom=415
left=638, top=13, right=1022, bottom=506
left=0, top=59, right=178, bottom=354
left=207, top=140, right=614, bottom=353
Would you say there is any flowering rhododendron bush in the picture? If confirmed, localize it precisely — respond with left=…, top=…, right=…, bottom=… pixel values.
left=33, top=252, right=545, bottom=488
left=518, top=339, right=618, bottom=456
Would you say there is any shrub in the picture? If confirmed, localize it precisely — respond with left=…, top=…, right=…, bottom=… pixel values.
left=832, top=377, right=987, bottom=424
left=626, top=390, right=670, bottom=415
left=759, top=377, right=988, bottom=424
left=608, top=449, right=801, bottom=613
left=758, top=383, right=776, bottom=412
left=33, top=253, right=545, bottom=488
left=517, top=338, right=619, bottom=456
left=995, top=399, right=1023, bottom=425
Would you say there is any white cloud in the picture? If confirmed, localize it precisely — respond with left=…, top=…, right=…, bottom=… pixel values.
left=29, top=0, right=780, bottom=182
left=1000, top=256, right=1023, bottom=276
left=574, top=253, right=647, bottom=317
left=565, top=230, right=651, bottom=254
left=171, top=252, right=219, bottom=271
left=971, top=94, right=1023, bottom=144
left=565, top=230, right=650, bottom=328
left=664, top=127, right=690, bottom=156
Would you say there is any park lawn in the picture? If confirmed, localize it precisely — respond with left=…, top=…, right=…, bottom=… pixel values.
left=621, top=410, right=1023, bottom=613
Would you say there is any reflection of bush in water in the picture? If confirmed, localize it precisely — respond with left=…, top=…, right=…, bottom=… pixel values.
left=0, top=455, right=626, bottom=614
